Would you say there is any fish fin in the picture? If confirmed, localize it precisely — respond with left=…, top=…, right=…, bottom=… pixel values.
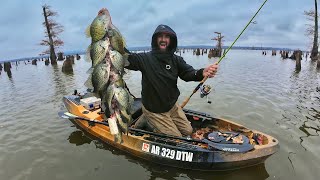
left=120, top=109, right=132, bottom=124
left=85, top=45, right=92, bottom=63
left=86, top=67, right=94, bottom=74
left=86, top=88, right=93, bottom=93
left=117, top=116, right=128, bottom=134
left=85, top=25, right=91, bottom=38
left=122, top=36, right=127, bottom=48
left=123, top=53, right=130, bottom=67
left=84, top=73, right=93, bottom=89
left=107, top=29, right=114, bottom=37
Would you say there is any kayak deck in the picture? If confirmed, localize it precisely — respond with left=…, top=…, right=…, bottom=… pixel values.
left=62, top=94, right=279, bottom=170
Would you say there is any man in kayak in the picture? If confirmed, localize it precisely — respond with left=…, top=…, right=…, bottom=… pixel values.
left=126, top=24, right=218, bottom=137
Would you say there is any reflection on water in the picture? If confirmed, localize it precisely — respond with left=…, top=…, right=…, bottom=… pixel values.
left=1, top=51, right=320, bottom=180
left=68, top=130, right=92, bottom=146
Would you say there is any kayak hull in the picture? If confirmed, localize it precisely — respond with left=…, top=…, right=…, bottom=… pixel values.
left=62, top=95, right=279, bottom=171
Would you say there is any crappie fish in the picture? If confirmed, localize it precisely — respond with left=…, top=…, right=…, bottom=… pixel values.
left=108, top=25, right=127, bottom=55
left=87, top=37, right=110, bottom=68
left=86, top=8, right=112, bottom=43
left=114, top=109, right=128, bottom=134
left=91, top=60, right=110, bottom=98
left=109, top=66, right=124, bottom=83
left=109, top=50, right=127, bottom=76
left=113, top=86, right=131, bottom=111
left=113, top=86, right=134, bottom=124
left=104, top=79, right=125, bottom=113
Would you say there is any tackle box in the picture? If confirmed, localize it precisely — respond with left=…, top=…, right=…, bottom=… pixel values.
left=80, top=97, right=101, bottom=110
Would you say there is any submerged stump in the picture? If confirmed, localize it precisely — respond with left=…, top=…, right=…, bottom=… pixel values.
left=295, top=51, right=301, bottom=71
left=45, top=58, right=50, bottom=66
left=57, top=52, right=64, bottom=61
left=32, top=59, right=37, bottom=65
left=196, top=48, right=200, bottom=56
left=4, top=62, right=11, bottom=72
left=290, top=50, right=302, bottom=61
left=62, top=58, right=73, bottom=73
left=317, top=58, right=320, bottom=69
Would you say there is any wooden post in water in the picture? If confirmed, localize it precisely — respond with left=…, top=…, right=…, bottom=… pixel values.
left=296, top=51, right=301, bottom=71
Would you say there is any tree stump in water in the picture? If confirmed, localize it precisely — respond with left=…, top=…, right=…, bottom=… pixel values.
left=317, top=57, right=320, bottom=69
left=295, top=51, right=301, bottom=71
left=62, top=58, right=73, bottom=73
left=208, top=49, right=212, bottom=58
left=3, top=62, right=11, bottom=72
left=196, top=48, right=200, bottom=56
left=6, top=70, right=12, bottom=78
left=51, top=57, right=57, bottom=65
left=71, top=55, right=75, bottom=64
left=0, top=63, right=3, bottom=72
left=76, top=54, right=81, bottom=60
left=57, top=52, right=64, bottom=61
left=290, top=50, right=302, bottom=61
left=45, top=58, right=50, bottom=66
left=32, top=59, right=37, bottom=65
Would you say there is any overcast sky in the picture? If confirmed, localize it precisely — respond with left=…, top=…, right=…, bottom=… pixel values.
left=0, top=0, right=315, bottom=60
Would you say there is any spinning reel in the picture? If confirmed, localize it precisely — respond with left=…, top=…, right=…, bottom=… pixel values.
left=200, top=84, right=213, bottom=104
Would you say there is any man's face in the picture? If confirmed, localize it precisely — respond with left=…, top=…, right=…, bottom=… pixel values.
left=157, top=33, right=171, bottom=51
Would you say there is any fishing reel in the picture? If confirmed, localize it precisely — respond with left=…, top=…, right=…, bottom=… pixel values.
left=200, top=84, right=213, bottom=104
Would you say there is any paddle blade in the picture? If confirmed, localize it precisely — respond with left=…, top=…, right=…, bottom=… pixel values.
left=58, top=111, right=78, bottom=119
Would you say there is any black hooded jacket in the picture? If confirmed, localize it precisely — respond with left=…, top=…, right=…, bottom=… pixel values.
left=126, top=24, right=204, bottom=113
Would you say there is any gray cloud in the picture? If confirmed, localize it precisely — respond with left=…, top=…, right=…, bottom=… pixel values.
left=0, top=0, right=315, bottom=60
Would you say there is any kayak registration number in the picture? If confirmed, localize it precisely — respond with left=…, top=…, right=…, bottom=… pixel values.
left=141, top=143, right=193, bottom=162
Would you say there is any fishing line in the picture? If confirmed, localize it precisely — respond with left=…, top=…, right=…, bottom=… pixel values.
left=181, top=0, right=269, bottom=108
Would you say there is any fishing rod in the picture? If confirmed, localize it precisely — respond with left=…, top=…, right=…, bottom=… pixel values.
left=181, top=0, right=269, bottom=108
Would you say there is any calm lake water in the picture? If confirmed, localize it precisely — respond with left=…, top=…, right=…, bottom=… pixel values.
left=0, top=50, right=319, bottom=180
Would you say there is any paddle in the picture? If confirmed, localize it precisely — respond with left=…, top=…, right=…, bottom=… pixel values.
left=58, top=111, right=253, bottom=153
left=180, top=0, right=269, bottom=108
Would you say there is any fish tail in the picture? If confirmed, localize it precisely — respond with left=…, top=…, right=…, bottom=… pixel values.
left=84, top=73, right=93, bottom=89
left=85, top=44, right=92, bottom=63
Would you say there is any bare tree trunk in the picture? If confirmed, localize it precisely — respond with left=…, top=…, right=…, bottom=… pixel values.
left=311, top=0, right=319, bottom=61
left=43, top=6, right=57, bottom=64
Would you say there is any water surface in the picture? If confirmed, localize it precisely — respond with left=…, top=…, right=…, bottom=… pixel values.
left=0, top=50, right=319, bottom=180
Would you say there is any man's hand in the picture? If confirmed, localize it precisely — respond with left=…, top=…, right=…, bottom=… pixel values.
left=203, top=63, right=218, bottom=78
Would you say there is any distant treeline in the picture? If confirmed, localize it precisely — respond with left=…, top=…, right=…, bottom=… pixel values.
left=0, top=46, right=300, bottom=63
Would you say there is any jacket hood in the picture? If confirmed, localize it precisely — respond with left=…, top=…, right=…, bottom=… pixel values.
left=151, top=24, right=177, bottom=53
